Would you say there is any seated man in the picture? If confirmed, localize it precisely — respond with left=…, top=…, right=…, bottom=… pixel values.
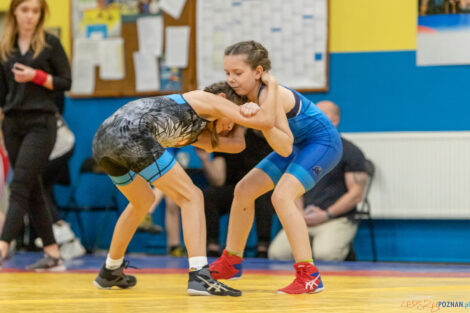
left=268, top=101, right=368, bottom=261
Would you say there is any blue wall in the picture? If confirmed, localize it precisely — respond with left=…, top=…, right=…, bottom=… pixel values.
left=59, top=50, right=470, bottom=262
left=307, top=51, right=470, bottom=132
left=355, top=219, right=470, bottom=263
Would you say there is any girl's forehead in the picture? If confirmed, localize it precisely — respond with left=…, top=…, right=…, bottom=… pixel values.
left=19, top=0, right=41, bottom=7
left=225, top=54, right=248, bottom=63
left=224, top=55, right=250, bottom=69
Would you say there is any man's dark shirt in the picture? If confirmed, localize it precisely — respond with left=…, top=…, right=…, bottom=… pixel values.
left=303, top=137, right=366, bottom=219
left=214, top=129, right=272, bottom=185
left=0, top=33, right=71, bottom=114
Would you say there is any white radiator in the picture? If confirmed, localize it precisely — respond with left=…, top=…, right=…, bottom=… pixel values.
left=342, top=132, right=470, bottom=219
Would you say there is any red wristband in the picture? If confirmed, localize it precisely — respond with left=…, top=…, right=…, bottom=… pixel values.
left=32, top=69, right=48, bottom=86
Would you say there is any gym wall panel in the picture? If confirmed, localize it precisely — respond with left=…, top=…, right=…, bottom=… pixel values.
left=329, top=0, right=417, bottom=52
left=45, top=0, right=71, bottom=55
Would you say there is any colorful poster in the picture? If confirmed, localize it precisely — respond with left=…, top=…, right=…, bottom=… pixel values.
left=80, top=7, right=121, bottom=37
left=417, top=1, right=470, bottom=66
left=160, top=62, right=182, bottom=91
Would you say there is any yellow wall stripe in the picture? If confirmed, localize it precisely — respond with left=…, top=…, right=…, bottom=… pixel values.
left=4, top=1, right=416, bottom=57
left=45, top=0, right=71, bottom=56
left=0, top=2, right=9, bottom=12
left=329, top=0, right=417, bottom=53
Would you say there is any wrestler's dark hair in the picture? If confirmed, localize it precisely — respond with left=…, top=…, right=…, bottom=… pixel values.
left=203, top=81, right=247, bottom=148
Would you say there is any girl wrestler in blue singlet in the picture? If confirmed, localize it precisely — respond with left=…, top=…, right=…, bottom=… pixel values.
left=210, top=41, right=343, bottom=295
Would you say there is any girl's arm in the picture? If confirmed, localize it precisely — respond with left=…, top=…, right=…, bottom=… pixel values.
left=192, top=125, right=246, bottom=153
left=262, top=108, right=294, bottom=157
left=184, top=91, right=275, bottom=131
left=256, top=84, right=294, bottom=157
left=253, top=72, right=278, bottom=127
left=48, top=35, right=72, bottom=91
left=11, top=37, right=71, bottom=91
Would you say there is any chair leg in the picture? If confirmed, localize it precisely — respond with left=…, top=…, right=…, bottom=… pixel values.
left=367, top=215, right=377, bottom=262
left=345, top=243, right=357, bottom=261
left=74, top=210, right=89, bottom=253
left=92, top=207, right=114, bottom=253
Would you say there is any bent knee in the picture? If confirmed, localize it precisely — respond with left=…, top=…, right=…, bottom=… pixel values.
left=314, top=247, right=348, bottom=261
left=271, top=190, right=291, bottom=208
left=233, top=179, right=258, bottom=201
left=135, top=192, right=156, bottom=211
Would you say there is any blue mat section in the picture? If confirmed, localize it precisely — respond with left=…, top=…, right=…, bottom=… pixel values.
left=4, top=252, right=470, bottom=273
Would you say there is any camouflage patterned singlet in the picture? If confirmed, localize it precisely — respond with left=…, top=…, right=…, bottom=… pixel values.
left=92, top=95, right=208, bottom=173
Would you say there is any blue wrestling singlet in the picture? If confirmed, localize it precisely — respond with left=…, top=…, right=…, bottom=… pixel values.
left=255, top=85, right=343, bottom=191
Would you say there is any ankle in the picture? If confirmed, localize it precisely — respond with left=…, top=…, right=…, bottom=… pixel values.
left=189, top=256, right=207, bottom=271
left=225, top=249, right=243, bottom=259
left=297, top=259, right=314, bottom=265
left=170, top=244, right=181, bottom=251
left=106, top=254, right=124, bottom=270
left=44, top=244, right=60, bottom=259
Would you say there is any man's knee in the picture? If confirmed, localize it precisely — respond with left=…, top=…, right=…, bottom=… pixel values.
left=314, top=244, right=349, bottom=261
left=268, top=232, right=294, bottom=260
left=268, top=245, right=294, bottom=260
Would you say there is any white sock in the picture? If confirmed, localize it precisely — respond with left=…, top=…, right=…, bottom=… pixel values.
left=105, top=254, right=123, bottom=270
left=188, top=256, right=208, bottom=271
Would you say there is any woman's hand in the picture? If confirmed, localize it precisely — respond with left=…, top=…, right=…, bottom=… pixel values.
left=11, top=63, right=36, bottom=83
left=240, top=102, right=261, bottom=117
left=261, top=72, right=277, bottom=85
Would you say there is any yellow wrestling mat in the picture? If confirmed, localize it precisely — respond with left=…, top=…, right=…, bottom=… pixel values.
left=1, top=273, right=469, bottom=313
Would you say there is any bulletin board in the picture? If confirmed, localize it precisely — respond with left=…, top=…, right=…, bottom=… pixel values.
left=197, top=0, right=329, bottom=92
left=69, top=0, right=328, bottom=98
left=69, top=0, right=197, bottom=98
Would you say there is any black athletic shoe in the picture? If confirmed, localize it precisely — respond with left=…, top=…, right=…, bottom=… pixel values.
left=93, top=260, right=137, bottom=289
left=187, top=265, right=241, bottom=297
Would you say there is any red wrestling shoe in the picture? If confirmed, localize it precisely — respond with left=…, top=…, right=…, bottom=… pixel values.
left=209, top=249, right=243, bottom=280
left=278, top=262, right=324, bottom=294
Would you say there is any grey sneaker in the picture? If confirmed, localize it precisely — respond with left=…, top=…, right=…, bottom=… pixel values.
left=26, top=254, right=66, bottom=272
left=187, top=265, right=241, bottom=296
left=93, top=260, right=137, bottom=289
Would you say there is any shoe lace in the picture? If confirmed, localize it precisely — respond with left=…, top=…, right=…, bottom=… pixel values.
left=294, top=266, right=310, bottom=284
left=123, top=259, right=138, bottom=269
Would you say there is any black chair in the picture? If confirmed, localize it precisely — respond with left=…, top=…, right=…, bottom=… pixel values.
left=353, top=159, right=377, bottom=261
left=60, top=157, right=120, bottom=253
